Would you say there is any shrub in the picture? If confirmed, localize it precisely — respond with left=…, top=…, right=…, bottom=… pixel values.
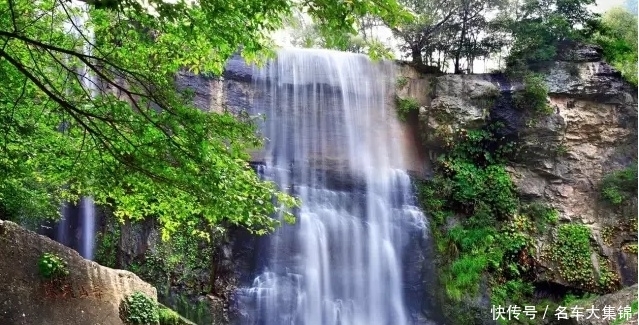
left=95, top=222, right=121, bottom=268
left=158, top=306, right=182, bottom=325
left=38, top=253, right=69, bottom=279
left=514, top=73, right=553, bottom=116
left=600, top=164, right=638, bottom=206
left=396, top=76, right=408, bottom=89
left=395, top=96, right=419, bottom=121
left=521, top=202, right=559, bottom=232
left=121, top=291, right=159, bottom=324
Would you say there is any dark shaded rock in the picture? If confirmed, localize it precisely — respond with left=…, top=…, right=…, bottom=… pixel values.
left=555, top=41, right=604, bottom=63
left=563, top=284, right=638, bottom=325
left=223, top=54, right=255, bottom=83
left=545, top=61, right=628, bottom=101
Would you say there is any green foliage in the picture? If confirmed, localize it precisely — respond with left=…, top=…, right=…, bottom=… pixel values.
left=95, top=222, right=121, bottom=268
left=121, top=292, right=159, bottom=325
left=623, top=244, right=638, bottom=254
left=418, top=124, right=536, bottom=309
left=597, top=261, right=621, bottom=293
left=514, top=73, right=553, bottom=116
left=435, top=128, right=519, bottom=220
left=395, top=96, right=420, bottom=121
left=441, top=127, right=516, bottom=165
left=490, top=279, right=534, bottom=309
left=505, top=0, right=597, bottom=66
left=590, top=7, right=638, bottom=85
left=521, top=202, right=559, bottom=232
left=166, top=295, right=213, bottom=325
left=396, top=76, right=408, bottom=89
left=128, top=220, right=214, bottom=297
left=0, top=0, right=408, bottom=237
left=600, top=164, right=638, bottom=206
left=158, top=306, right=183, bottom=325
left=556, top=143, right=569, bottom=156
left=611, top=300, right=638, bottom=325
left=550, top=224, right=595, bottom=288
left=38, top=253, right=69, bottom=280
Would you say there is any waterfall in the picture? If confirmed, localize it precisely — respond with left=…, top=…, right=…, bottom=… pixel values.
left=237, top=49, right=431, bottom=325
left=51, top=1, right=96, bottom=260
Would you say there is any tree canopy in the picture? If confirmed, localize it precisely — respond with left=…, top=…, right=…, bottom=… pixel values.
left=0, top=0, right=408, bottom=238
left=590, top=6, right=638, bottom=85
left=381, top=0, right=601, bottom=73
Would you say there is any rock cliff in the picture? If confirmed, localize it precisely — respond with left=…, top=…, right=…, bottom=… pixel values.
left=0, top=220, right=157, bottom=325
left=397, top=42, right=637, bottom=323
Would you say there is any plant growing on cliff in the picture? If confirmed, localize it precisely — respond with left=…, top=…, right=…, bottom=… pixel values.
left=396, top=76, right=408, bottom=89
left=550, top=224, right=597, bottom=289
left=129, top=220, right=215, bottom=296
left=521, top=202, right=559, bottom=232
left=417, top=124, right=538, bottom=311
left=600, top=164, right=638, bottom=206
left=95, top=221, right=121, bottom=269
left=37, top=253, right=69, bottom=280
left=513, top=73, right=553, bottom=116
left=121, top=292, right=159, bottom=325
left=395, top=96, right=420, bottom=121
left=158, top=305, right=182, bottom=325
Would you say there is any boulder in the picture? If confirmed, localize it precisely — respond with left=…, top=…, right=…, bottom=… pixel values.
left=420, top=74, right=499, bottom=146
left=0, top=220, right=157, bottom=325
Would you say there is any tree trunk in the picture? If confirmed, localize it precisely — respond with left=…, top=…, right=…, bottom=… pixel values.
left=454, top=5, right=469, bottom=74
left=411, top=45, right=422, bottom=64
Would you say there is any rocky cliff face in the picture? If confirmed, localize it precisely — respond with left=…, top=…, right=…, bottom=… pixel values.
left=0, top=220, right=157, bottom=325
left=398, top=42, right=638, bottom=317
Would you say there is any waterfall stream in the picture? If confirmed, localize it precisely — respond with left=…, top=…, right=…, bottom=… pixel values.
left=237, top=49, right=432, bottom=325
left=50, top=1, right=96, bottom=260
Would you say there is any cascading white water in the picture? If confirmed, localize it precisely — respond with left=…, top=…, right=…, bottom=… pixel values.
left=239, top=49, right=428, bottom=325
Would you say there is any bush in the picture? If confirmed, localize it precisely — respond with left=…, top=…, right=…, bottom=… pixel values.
left=95, top=222, right=121, bottom=268
left=121, top=292, right=159, bottom=325
left=521, top=202, right=559, bottom=231
left=158, top=306, right=182, bottom=325
left=38, top=253, right=69, bottom=279
left=396, top=76, right=408, bottom=89
left=514, top=73, right=553, bottom=116
left=600, top=164, right=638, bottom=205
left=395, top=96, right=419, bottom=121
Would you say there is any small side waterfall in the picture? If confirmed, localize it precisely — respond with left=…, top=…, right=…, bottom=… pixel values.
left=51, top=0, right=96, bottom=260
left=236, top=49, right=434, bottom=325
